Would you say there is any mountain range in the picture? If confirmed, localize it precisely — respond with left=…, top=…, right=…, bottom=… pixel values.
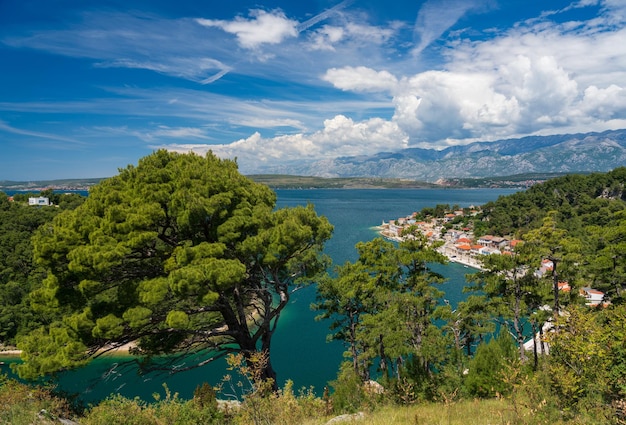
left=253, top=129, right=626, bottom=182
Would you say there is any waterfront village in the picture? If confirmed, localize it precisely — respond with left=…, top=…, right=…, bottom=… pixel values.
left=19, top=195, right=609, bottom=309
left=377, top=206, right=609, bottom=310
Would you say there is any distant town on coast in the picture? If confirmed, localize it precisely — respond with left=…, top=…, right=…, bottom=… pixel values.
left=0, top=172, right=562, bottom=192
left=378, top=205, right=510, bottom=270
left=378, top=206, right=609, bottom=309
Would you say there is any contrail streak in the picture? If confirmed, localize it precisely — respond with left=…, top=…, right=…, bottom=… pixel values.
left=200, top=67, right=232, bottom=85
left=200, top=0, right=355, bottom=85
left=296, top=0, right=355, bottom=33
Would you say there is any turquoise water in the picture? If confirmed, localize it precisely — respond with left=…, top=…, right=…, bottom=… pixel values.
left=1, top=188, right=517, bottom=403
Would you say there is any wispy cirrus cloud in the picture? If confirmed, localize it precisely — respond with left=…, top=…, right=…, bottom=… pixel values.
left=412, top=0, right=493, bottom=56
left=1, top=2, right=384, bottom=87
left=2, top=11, right=236, bottom=84
left=0, top=120, right=85, bottom=146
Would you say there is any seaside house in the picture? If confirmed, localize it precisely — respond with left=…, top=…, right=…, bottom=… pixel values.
left=477, top=235, right=507, bottom=249
left=542, top=259, right=554, bottom=270
left=479, top=246, right=501, bottom=255
left=579, top=287, right=606, bottom=306
left=504, top=239, right=523, bottom=254
left=534, top=259, right=554, bottom=278
left=470, top=244, right=483, bottom=255
left=28, top=196, right=50, bottom=206
left=557, top=281, right=571, bottom=292
left=444, top=213, right=456, bottom=222
left=444, top=229, right=463, bottom=241
left=477, top=235, right=494, bottom=246
left=491, top=236, right=507, bottom=249
left=455, top=244, right=472, bottom=255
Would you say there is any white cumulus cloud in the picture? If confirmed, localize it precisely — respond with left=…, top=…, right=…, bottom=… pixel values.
left=156, top=115, right=408, bottom=172
left=196, top=10, right=298, bottom=49
left=323, top=66, right=398, bottom=93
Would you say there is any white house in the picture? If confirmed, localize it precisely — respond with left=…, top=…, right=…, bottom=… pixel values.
left=28, top=197, right=50, bottom=206
left=478, top=246, right=501, bottom=255
left=579, top=287, right=605, bottom=306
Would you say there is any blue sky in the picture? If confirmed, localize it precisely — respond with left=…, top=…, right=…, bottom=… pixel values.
left=1, top=0, right=625, bottom=180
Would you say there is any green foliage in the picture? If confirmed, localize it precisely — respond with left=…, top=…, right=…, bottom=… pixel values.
left=464, top=329, right=518, bottom=398
left=314, top=231, right=448, bottom=386
left=466, top=250, right=539, bottom=360
left=477, top=167, right=626, bottom=304
left=82, top=387, right=224, bottom=425
left=17, top=151, right=333, bottom=387
left=328, top=362, right=369, bottom=414
left=13, top=325, right=89, bottom=379
left=0, top=191, right=83, bottom=344
left=193, top=382, right=217, bottom=409
left=544, top=304, right=626, bottom=420
left=221, top=352, right=326, bottom=425
left=439, top=294, right=495, bottom=357
left=0, top=374, right=77, bottom=425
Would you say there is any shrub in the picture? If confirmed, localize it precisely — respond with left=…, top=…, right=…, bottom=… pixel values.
left=329, top=362, right=370, bottom=414
left=0, top=375, right=76, bottom=425
left=464, top=329, right=517, bottom=398
left=83, top=384, right=223, bottom=425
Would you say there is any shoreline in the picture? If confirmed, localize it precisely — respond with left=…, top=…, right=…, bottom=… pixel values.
left=377, top=228, right=485, bottom=271
left=0, top=342, right=136, bottom=359
left=442, top=252, right=484, bottom=271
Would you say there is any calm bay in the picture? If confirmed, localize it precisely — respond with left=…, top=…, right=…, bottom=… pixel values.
left=1, top=188, right=518, bottom=403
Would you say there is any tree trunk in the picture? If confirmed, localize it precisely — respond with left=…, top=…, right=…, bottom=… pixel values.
left=349, top=312, right=361, bottom=379
left=513, top=281, right=527, bottom=362
left=531, top=320, right=538, bottom=370
left=260, top=354, right=278, bottom=390
left=550, top=258, right=560, bottom=315
left=378, top=334, right=388, bottom=378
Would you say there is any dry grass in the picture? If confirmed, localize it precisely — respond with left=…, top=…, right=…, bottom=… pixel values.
left=357, top=400, right=520, bottom=425
left=298, top=398, right=546, bottom=425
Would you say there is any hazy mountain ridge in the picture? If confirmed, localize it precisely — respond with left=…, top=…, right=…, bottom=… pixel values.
left=3, top=130, right=625, bottom=187
left=254, top=129, right=626, bottom=181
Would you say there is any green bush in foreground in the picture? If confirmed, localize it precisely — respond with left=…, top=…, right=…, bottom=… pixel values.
left=82, top=390, right=223, bottom=425
left=0, top=374, right=76, bottom=425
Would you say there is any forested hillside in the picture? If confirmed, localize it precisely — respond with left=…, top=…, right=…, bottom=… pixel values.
left=475, top=167, right=626, bottom=302
left=0, top=191, right=84, bottom=345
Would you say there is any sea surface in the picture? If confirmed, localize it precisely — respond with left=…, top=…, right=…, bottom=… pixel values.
left=1, top=188, right=518, bottom=403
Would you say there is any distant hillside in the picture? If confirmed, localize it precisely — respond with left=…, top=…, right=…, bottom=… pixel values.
left=248, top=129, right=626, bottom=182
left=0, top=178, right=102, bottom=191
left=0, top=173, right=577, bottom=191
left=246, top=175, right=437, bottom=189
